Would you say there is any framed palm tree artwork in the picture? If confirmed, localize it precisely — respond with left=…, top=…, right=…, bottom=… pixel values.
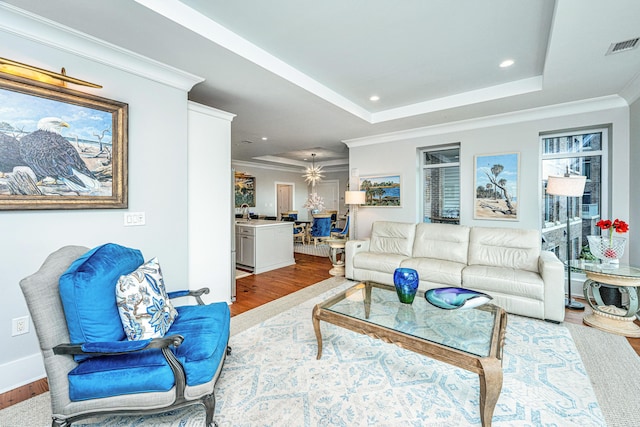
left=474, top=152, right=519, bottom=220
left=359, top=174, right=401, bottom=207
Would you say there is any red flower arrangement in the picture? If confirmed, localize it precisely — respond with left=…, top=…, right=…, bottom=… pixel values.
left=596, top=218, right=629, bottom=257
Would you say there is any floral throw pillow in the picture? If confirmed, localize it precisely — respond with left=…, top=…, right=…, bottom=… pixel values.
left=116, top=257, right=178, bottom=340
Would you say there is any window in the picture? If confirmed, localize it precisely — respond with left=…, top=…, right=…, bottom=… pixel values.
left=540, top=128, right=607, bottom=262
left=421, top=145, right=460, bottom=224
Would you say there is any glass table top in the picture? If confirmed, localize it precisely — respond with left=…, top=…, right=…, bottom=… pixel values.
left=320, top=282, right=500, bottom=357
left=569, top=260, right=640, bottom=278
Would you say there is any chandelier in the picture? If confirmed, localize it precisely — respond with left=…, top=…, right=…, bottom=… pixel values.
left=303, top=153, right=324, bottom=187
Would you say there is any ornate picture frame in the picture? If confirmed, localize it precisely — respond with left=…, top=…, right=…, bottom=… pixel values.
left=474, top=152, right=519, bottom=220
left=0, top=75, right=128, bottom=210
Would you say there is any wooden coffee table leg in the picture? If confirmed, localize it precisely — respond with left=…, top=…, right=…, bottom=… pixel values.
left=312, top=305, right=323, bottom=359
left=478, top=357, right=503, bottom=427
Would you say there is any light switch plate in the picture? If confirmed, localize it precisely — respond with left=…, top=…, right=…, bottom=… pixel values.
left=124, top=212, right=146, bottom=226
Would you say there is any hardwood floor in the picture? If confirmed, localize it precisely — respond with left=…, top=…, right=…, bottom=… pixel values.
left=231, top=253, right=333, bottom=316
left=2, top=251, right=638, bottom=411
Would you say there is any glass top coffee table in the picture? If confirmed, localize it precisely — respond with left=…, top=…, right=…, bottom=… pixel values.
left=312, top=281, right=507, bottom=427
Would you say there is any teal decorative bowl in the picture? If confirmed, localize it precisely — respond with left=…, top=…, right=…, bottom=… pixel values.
left=425, top=287, right=492, bottom=310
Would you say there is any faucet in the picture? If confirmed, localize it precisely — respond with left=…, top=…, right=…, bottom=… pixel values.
left=240, top=203, right=250, bottom=221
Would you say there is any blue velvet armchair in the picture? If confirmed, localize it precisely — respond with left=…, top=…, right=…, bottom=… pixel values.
left=331, top=215, right=350, bottom=238
left=309, top=214, right=332, bottom=245
left=19, top=244, right=231, bottom=427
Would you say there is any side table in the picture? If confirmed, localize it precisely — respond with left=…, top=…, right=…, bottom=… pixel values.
left=325, top=238, right=346, bottom=276
left=570, top=260, right=640, bottom=337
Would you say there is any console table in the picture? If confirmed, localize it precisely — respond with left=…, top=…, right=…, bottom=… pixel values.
left=570, top=260, right=640, bottom=337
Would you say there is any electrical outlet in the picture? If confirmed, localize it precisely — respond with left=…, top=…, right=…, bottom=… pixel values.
left=12, top=316, right=29, bottom=336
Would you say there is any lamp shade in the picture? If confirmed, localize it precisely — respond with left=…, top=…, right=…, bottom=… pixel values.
left=546, top=175, right=586, bottom=197
left=345, top=190, right=366, bottom=205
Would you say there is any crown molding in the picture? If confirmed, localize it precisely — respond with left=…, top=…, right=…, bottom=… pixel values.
left=371, top=76, right=543, bottom=124
left=188, top=101, right=236, bottom=121
left=620, top=70, right=640, bottom=105
left=0, top=3, right=204, bottom=91
left=251, top=155, right=348, bottom=168
left=233, top=160, right=303, bottom=174
left=344, top=95, right=628, bottom=147
left=232, top=159, right=348, bottom=174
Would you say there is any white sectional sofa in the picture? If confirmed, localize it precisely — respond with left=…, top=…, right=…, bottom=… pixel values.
left=345, top=221, right=565, bottom=322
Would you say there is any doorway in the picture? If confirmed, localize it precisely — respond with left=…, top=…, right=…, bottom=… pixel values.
left=314, top=180, right=339, bottom=211
left=276, top=182, right=294, bottom=218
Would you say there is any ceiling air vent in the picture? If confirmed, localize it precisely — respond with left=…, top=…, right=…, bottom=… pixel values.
left=605, top=37, right=639, bottom=55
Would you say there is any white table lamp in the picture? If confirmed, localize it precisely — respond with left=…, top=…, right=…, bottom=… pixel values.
left=345, top=190, right=366, bottom=240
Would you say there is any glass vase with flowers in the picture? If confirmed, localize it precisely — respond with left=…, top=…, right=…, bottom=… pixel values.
left=303, top=193, right=325, bottom=214
left=587, top=219, right=629, bottom=268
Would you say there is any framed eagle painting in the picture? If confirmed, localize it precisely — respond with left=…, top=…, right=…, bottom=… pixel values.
left=0, top=74, right=127, bottom=210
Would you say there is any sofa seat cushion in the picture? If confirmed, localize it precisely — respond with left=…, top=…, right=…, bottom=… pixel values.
left=462, top=265, right=545, bottom=300
left=68, top=302, right=230, bottom=401
left=400, top=258, right=465, bottom=287
left=353, top=252, right=408, bottom=274
left=68, top=347, right=175, bottom=401
left=170, top=302, right=230, bottom=386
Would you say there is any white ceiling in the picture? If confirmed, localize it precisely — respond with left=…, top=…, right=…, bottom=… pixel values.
left=3, top=0, right=640, bottom=171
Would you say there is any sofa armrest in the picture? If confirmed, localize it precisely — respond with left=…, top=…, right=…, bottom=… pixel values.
left=539, top=250, right=566, bottom=322
left=345, top=238, right=370, bottom=279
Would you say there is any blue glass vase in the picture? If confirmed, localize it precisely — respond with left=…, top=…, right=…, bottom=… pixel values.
left=393, top=268, right=419, bottom=304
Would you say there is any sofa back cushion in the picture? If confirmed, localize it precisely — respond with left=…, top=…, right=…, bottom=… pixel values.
left=369, top=221, right=416, bottom=256
left=468, top=227, right=541, bottom=272
left=59, top=243, right=144, bottom=345
left=413, top=223, right=470, bottom=264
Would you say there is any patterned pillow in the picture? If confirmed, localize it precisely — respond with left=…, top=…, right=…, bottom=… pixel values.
left=116, top=257, right=178, bottom=340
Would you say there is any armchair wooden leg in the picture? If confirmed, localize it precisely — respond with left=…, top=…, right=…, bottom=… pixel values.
left=52, top=417, right=70, bottom=427
left=203, top=393, right=216, bottom=427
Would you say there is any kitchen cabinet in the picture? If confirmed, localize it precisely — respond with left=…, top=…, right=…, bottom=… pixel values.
left=235, top=220, right=295, bottom=273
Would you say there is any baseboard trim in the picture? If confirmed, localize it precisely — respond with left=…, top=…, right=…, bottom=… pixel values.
left=0, top=353, right=45, bottom=394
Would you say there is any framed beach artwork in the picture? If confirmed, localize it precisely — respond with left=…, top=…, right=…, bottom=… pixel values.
left=359, top=174, right=401, bottom=207
left=234, top=172, right=255, bottom=207
left=0, top=75, right=128, bottom=210
left=474, top=152, right=519, bottom=220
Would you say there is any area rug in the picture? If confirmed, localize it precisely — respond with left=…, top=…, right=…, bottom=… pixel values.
left=3, top=278, right=640, bottom=426
left=294, top=242, right=330, bottom=257
left=215, top=282, right=607, bottom=427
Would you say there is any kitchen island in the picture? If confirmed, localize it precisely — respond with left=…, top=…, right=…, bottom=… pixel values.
left=236, top=220, right=295, bottom=274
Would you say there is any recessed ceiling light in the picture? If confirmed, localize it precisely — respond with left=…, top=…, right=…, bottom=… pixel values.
left=369, top=95, right=380, bottom=102
left=261, top=136, right=268, bottom=141
left=500, top=59, right=515, bottom=68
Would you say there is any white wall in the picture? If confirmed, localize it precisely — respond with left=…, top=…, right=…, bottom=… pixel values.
left=347, top=99, right=631, bottom=251
left=231, top=162, right=348, bottom=221
left=0, top=14, right=201, bottom=392
left=188, top=103, right=235, bottom=303
left=629, top=98, right=640, bottom=266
